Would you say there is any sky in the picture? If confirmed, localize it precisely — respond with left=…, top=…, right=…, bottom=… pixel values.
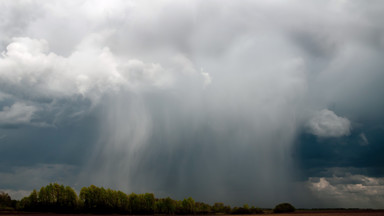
left=0, top=0, right=384, bottom=209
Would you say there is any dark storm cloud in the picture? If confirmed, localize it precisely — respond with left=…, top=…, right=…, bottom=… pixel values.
left=0, top=0, right=384, bottom=208
left=295, top=126, right=384, bottom=178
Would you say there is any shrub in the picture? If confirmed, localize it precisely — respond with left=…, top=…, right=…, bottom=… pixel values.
left=231, top=207, right=251, bottom=214
left=250, top=206, right=264, bottom=214
left=273, top=203, right=295, bottom=213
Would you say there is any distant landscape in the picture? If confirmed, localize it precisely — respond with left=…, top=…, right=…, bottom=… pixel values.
left=1, top=183, right=269, bottom=214
left=1, top=183, right=384, bottom=215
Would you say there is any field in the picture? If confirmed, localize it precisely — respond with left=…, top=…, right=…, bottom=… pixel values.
left=1, top=211, right=384, bottom=216
left=272, top=210, right=384, bottom=216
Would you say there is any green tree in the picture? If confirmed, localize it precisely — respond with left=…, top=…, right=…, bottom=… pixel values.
left=116, top=191, right=129, bottom=213
left=64, top=186, right=78, bottom=210
left=128, top=193, right=139, bottom=214
left=34, top=183, right=78, bottom=212
left=79, top=186, right=90, bottom=209
left=79, top=185, right=111, bottom=212
left=273, top=203, right=295, bottom=213
left=231, top=204, right=253, bottom=214
left=156, top=197, right=176, bottom=214
left=213, top=202, right=231, bottom=214
left=29, top=189, right=38, bottom=208
left=181, top=197, right=195, bottom=214
left=164, top=197, right=176, bottom=214
left=195, top=202, right=212, bottom=214
left=0, top=191, right=12, bottom=209
left=20, top=189, right=38, bottom=211
left=249, top=206, right=263, bottom=214
left=143, top=193, right=155, bottom=214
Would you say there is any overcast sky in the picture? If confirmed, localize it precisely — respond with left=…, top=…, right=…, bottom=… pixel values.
left=1, top=0, right=384, bottom=208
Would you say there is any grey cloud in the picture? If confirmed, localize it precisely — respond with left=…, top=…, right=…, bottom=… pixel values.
left=0, top=0, right=43, bottom=49
left=307, top=109, right=351, bottom=138
left=308, top=174, right=384, bottom=208
left=0, top=92, right=11, bottom=101
left=359, top=133, right=369, bottom=146
left=0, top=163, right=78, bottom=191
left=0, top=102, right=38, bottom=126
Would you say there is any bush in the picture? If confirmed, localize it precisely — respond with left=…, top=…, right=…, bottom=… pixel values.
left=273, top=203, right=295, bottom=213
left=231, top=207, right=251, bottom=214
left=250, top=206, right=264, bottom=214
left=231, top=204, right=264, bottom=214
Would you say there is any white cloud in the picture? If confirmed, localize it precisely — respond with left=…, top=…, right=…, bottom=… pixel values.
left=307, top=109, right=351, bottom=137
left=0, top=36, right=206, bottom=97
left=1, top=37, right=119, bottom=100
left=200, top=68, right=212, bottom=87
left=308, top=175, right=384, bottom=208
left=0, top=36, right=205, bottom=126
left=311, top=177, right=335, bottom=192
left=0, top=102, right=38, bottom=126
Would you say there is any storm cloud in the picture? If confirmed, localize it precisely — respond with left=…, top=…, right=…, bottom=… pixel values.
left=1, top=0, right=384, bottom=208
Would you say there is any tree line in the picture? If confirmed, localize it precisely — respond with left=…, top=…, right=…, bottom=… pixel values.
left=1, top=183, right=294, bottom=214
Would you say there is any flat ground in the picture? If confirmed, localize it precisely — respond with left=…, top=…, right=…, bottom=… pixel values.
left=1, top=211, right=384, bottom=216
left=271, top=210, right=384, bottom=216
